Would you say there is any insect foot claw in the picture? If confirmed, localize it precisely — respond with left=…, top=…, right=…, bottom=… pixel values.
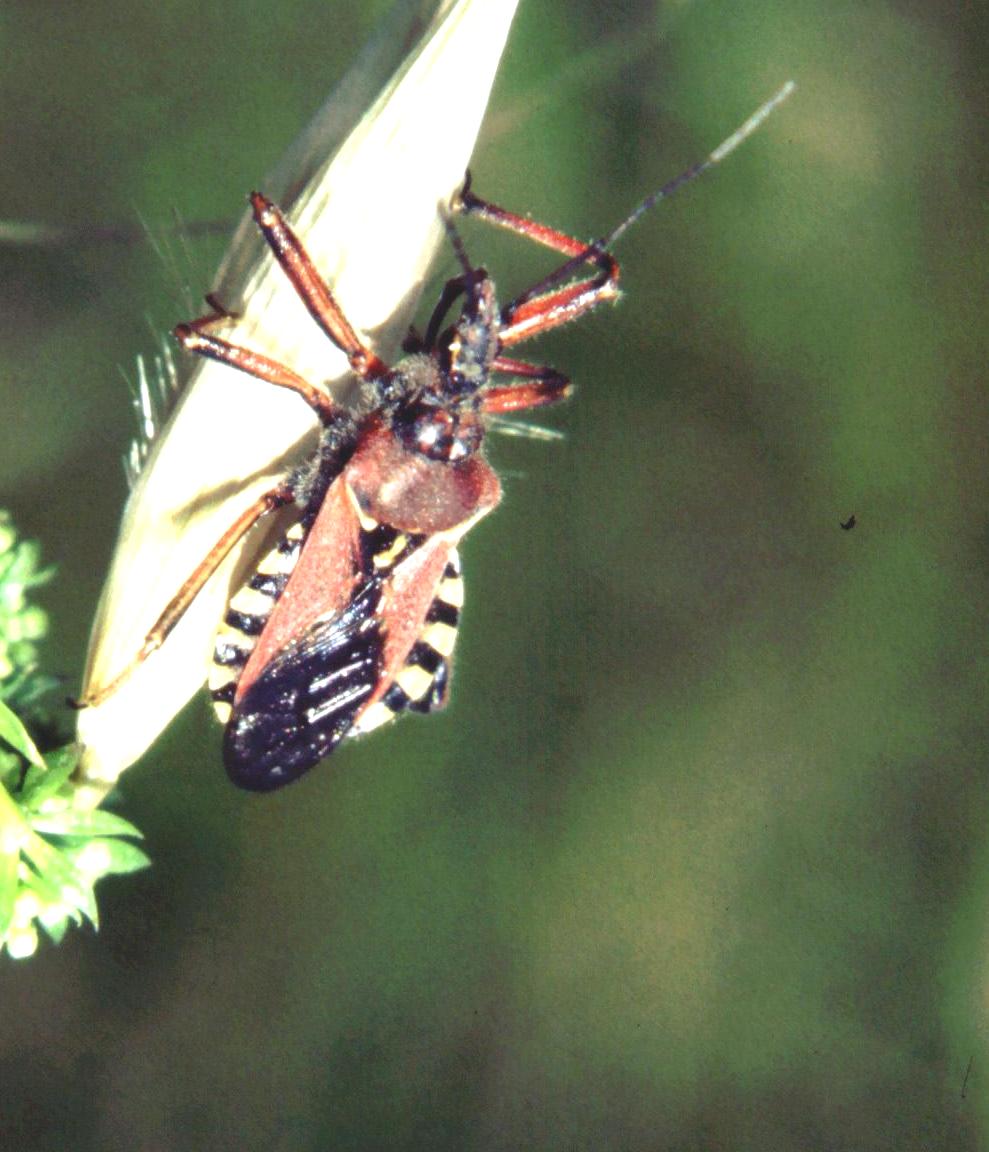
left=204, top=292, right=239, bottom=321
left=452, top=170, right=474, bottom=213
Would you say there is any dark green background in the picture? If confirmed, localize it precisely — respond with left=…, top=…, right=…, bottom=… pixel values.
left=1, top=0, right=987, bottom=1148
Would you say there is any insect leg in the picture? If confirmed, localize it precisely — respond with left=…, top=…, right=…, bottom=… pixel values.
left=457, top=175, right=593, bottom=260
left=174, top=322, right=337, bottom=420
left=494, top=268, right=619, bottom=348
left=457, top=181, right=619, bottom=348
left=481, top=356, right=572, bottom=412
left=250, top=192, right=389, bottom=380
left=75, top=484, right=295, bottom=709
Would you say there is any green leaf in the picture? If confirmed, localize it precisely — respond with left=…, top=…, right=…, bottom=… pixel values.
left=0, top=698, right=44, bottom=768
left=20, top=744, right=79, bottom=805
left=19, top=835, right=87, bottom=906
left=0, top=837, right=18, bottom=941
left=29, top=807, right=145, bottom=841
left=41, top=918, right=68, bottom=945
left=95, top=839, right=151, bottom=875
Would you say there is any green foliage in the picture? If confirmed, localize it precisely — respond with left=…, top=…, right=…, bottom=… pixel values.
left=0, top=510, right=55, bottom=719
left=0, top=516, right=148, bottom=960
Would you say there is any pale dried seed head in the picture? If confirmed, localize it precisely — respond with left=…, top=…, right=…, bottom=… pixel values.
left=75, top=0, right=521, bottom=804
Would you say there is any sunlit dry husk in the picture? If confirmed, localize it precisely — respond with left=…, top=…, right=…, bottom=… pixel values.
left=75, top=0, right=520, bottom=805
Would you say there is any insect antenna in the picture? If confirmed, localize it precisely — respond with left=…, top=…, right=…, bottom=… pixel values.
left=504, top=82, right=796, bottom=310
left=602, top=80, right=796, bottom=250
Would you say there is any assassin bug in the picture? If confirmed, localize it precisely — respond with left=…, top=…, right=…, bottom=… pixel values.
left=78, top=84, right=794, bottom=791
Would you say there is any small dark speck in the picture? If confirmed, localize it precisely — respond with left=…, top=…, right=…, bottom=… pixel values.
left=840, top=514, right=856, bottom=531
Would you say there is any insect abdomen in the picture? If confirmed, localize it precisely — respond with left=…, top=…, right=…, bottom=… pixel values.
left=349, top=552, right=463, bottom=735
left=208, top=520, right=306, bottom=722
left=213, top=512, right=464, bottom=790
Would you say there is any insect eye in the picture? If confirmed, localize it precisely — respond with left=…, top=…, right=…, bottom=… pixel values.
left=414, top=409, right=455, bottom=456
left=399, top=407, right=481, bottom=462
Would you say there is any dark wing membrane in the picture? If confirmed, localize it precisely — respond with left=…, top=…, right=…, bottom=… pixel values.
left=223, top=580, right=382, bottom=791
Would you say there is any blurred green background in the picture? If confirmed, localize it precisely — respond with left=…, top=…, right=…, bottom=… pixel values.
left=1, top=0, right=987, bottom=1148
